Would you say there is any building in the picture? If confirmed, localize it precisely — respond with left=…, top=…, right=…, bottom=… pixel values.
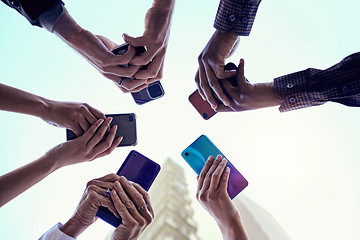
left=138, top=158, right=202, bottom=240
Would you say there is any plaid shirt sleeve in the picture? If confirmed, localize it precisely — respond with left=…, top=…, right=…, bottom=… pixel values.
left=274, top=52, right=360, bottom=112
left=214, top=0, right=262, bottom=36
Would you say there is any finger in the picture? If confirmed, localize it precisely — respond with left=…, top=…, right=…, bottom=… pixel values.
left=198, top=62, right=217, bottom=109
left=71, top=124, right=84, bottom=137
left=103, top=64, right=141, bottom=78
left=133, top=51, right=165, bottom=80
left=123, top=34, right=157, bottom=66
left=201, top=155, right=223, bottom=192
left=119, top=177, right=152, bottom=223
left=195, top=70, right=206, bottom=101
left=109, top=45, right=137, bottom=65
left=197, top=156, right=215, bottom=193
left=86, top=117, right=112, bottom=149
left=129, top=83, right=149, bottom=93
left=96, top=35, right=118, bottom=51
left=203, top=63, right=230, bottom=107
left=209, top=157, right=228, bottom=191
left=94, top=136, right=123, bottom=159
left=85, top=104, right=106, bottom=120
left=110, top=188, right=133, bottom=221
left=218, top=167, right=231, bottom=195
left=79, top=118, right=91, bottom=134
left=92, top=173, right=121, bottom=183
left=113, top=180, right=144, bottom=222
left=79, top=119, right=104, bottom=142
left=146, top=59, right=164, bottom=84
left=86, top=184, right=120, bottom=218
left=236, top=59, right=247, bottom=89
left=121, top=78, right=148, bottom=91
left=131, top=182, right=154, bottom=219
left=92, top=125, right=118, bottom=154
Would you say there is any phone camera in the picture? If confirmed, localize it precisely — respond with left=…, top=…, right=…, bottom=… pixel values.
left=148, top=83, right=163, bottom=98
left=129, top=115, right=134, bottom=121
left=133, top=153, right=137, bottom=158
left=184, top=152, right=189, bottom=157
left=202, top=113, right=208, bottom=119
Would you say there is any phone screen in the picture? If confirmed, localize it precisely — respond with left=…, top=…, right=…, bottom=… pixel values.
left=66, top=113, right=137, bottom=147
left=96, top=150, right=161, bottom=227
left=181, top=135, right=248, bottom=199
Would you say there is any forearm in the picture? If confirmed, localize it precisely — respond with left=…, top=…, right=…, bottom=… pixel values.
left=218, top=216, right=249, bottom=240
left=0, top=154, right=59, bottom=207
left=0, top=83, right=50, bottom=119
left=60, top=217, right=89, bottom=238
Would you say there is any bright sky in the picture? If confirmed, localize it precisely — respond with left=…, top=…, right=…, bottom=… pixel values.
left=0, top=0, right=360, bottom=239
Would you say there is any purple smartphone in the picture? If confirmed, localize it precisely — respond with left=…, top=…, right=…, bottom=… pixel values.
left=96, top=150, right=161, bottom=227
left=181, top=135, right=248, bottom=199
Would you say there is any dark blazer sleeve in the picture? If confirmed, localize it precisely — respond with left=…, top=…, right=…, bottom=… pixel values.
left=1, top=0, right=63, bottom=27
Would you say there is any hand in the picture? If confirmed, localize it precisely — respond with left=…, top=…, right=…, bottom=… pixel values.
left=110, top=177, right=154, bottom=240
left=196, top=30, right=240, bottom=110
left=44, top=118, right=122, bottom=169
left=41, top=100, right=106, bottom=136
left=60, top=174, right=122, bottom=238
left=197, top=155, right=248, bottom=240
left=216, top=59, right=283, bottom=112
left=121, top=0, right=175, bottom=92
left=53, top=11, right=141, bottom=87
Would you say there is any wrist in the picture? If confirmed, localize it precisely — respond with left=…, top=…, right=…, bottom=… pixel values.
left=53, top=11, right=84, bottom=45
left=60, top=217, right=88, bottom=238
left=217, top=214, right=248, bottom=240
left=152, top=0, right=175, bottom=11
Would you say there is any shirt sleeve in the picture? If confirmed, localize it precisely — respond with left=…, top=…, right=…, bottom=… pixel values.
left=38, top=223, right=77, bottom=240
left=214, top=0, right=262, bottom=36
left=1, top=0, right=64, bottom=27
left=274, top=52, right=360, bottom=112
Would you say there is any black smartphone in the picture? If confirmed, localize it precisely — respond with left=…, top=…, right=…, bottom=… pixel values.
left=111, top=43, right=165, bottom=105
left=66, top=113, right=137, bottom=147
left=96, top=150, right=161, bottom=227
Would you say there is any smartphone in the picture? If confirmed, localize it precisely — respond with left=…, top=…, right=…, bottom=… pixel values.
left=189, top=90, right=217, bottom=120
left=181, top=135, right=248, bottom=199
left=96, top=150, right=161, bottom=227
left=188, top=62, right=238, bottom=120
left=66, top=113, right=137, bottom=147
left=111, top=43, right=165, bottom=105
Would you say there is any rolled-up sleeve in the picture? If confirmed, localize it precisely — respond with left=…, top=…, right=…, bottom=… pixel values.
left=214, top=0, right=262, bottom=36
left=38, top=223, right=76, bottom=240
left=274, top=52, right=360, bottom=112
left=1, top=0, right=63, bottom=27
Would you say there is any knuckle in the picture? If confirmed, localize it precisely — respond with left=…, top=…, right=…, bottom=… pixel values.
left=86, top=180, right=96, bottom=188
left=127, top=219, right=138, bottom=228
left=125, top=200, right=134, bottom=208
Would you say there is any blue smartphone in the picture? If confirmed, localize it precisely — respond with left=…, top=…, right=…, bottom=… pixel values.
left=66, top=113, right=137, bottom=147
left=111, top=43, right=165, bottom=105
left=181, top=135, right=248, bottom=199
left=96, top=150, right=161, bottom=227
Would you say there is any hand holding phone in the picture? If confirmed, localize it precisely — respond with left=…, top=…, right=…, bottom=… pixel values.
left=189, top=63, right=238, bottom=120
left=96, top=150, right=161, bottom=227
left=112, top=43, right=165, bottom=104
left=66, top=113, right=137, bottom=147
left=181, top=135, right=248, bottom=199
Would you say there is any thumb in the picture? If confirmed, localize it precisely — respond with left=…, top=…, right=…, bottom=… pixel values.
left=236, top=58, right=246, bottom=88
left=122, top=33, right=145, bottom=47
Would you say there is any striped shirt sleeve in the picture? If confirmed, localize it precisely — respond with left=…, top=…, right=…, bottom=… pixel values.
left=214, top=0, right=262, bottom=36
left=274, top=52, right=360, bottom=112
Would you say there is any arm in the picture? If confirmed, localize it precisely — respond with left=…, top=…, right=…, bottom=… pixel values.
left=217, top=52, right=360, bottom=112
left=120, top=0, right=175, bottom=93
left=197, top=155, right=248, bottom=240
left=0, top=83, right=106, bottom=136
left=0, top=118, right=122, bottom=207
left=196, top=0, right=262, bottom=109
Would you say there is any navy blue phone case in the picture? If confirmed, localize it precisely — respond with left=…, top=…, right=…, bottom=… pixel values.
left=96, top=150, right=161, bottom=227
left=181, top=135, right=248, bottom=199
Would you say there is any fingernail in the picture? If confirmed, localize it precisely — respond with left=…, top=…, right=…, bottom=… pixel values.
left=98, top=119, right=104, bottom=124
left=108, top=117, right=113, bottom=123
left=223, top=100, right=230, bottom=106
left=226, top=167, right=230, bottom=173
left=114, top=125, right=118, bottom=131
left=115, top=181, right=120, bottom=188
left=120, top=176, right=127, bottom=181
